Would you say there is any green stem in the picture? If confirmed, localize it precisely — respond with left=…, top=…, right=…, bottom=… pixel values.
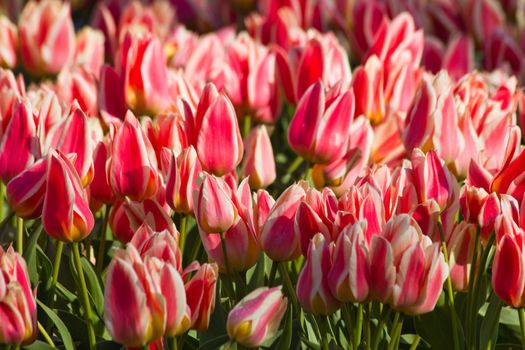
left=387, top=313, right=403, bottom=350
left=519, top=308, right=525, bottom=349
left=268, top=260, right=278, bottom=286
left=278, top=262, right=299, bottom=316
left=72, top=242, right=96, bottom=350
left=317, top=316, right=330, bottom=350
left=179, top=215, right=188, bottom=256
left=188, top=232, right=202, bottom=263
left=220, top=231, right=232, bottom=276
left=243, top=115, right=251, bottom=138
left=365, top=304, right=371, bottom=350
left=16, top=217, right=23, bottom=254
left=286, top=156, right=303, bottom=175
left=38, top=321, right=56, bottom=347
left=409, top=335, right=421, bottom=350
left=372, top=306, right=391, bottom=350
left=438, top=222, right=461, bottom=350
left=355, top=303, right=364, bottom=348
left=96, top=205, right=111, bottom=273
left=341, top=304, right=355, bottom=349
left=219, top=231, right=236, bottom=304
left=49, top=240, right=64, bottom=307
left=171, top=336, right=178, bottom=350
left=466, top=226, right=481, bottom=349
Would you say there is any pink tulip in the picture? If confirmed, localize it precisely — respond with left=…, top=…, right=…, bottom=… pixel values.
left=104, top=245, right=166, bottom=347
left=352, top=55, right=385, bottom=125
left=18, top=0, right=75, bottom=76
left=328, top=223, right=370, bottom=303
left=109, top=200, right=135, bottom=243
left=241, top=125, right=276, bottom=189
left=442, top=36, right=474, bottom=81
left=253, top=189, right=275, bottom=236
left=184, top=263, right=219, bottom=331
left=261, top=182, right=308, bottom=261
left=297, top=233, right=341, bottom=315
left=89, top=141, right=115, bottom=207
left=350, top=1, right=387, bottom=58
left=109, top=111, right=159, bottom=202
left=447, top=222, right=478, bottom=292
left=0, top=69, right=25, bottom=132
left=131, top=227, right=182, bottom=273
left=42, top=151, right=94, bottom=242
left=165, top=146, right=201, bottom=214
left=123, top=199, right=179, bottom=242
left=55, top=67, right=98, bottom=118
left=6, top=158, right=47, bottom=219
left=0, top=101, right=40, bottom=184
left=99, top=64, right=127, bottom=125
left=466, top=0, right=504, bottom=43
left=288, top=81, right=355, bottom=164
left=191, top=84, right=243, bottom=176
left=194, top=173, right=237, bottom=234
left=73, top=27, right=105, bottom=77
left=227, top=286, right=288, bottom=347
left=0, top=246, right=37, bottom=345
left=0, top=16, right=17, bottom=69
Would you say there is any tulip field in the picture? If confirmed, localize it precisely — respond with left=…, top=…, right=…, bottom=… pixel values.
left=3, top=0, right=525, bottom=349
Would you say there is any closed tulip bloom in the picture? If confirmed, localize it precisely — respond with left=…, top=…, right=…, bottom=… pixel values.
left=131, top=228, right=182, bottom=273
left=447, top=222, right=478, bottom=292
left=89, top=141, right=115, bottom=207
left=297, top=233, right=341, bottom=315
left=0, top=246, right=37, bottom=346
left=165, top=146, right=201, bottom=214
left=55, top=67, right=98, bottom=118
left=352, top=56, right=385, bottom=125
left=328, top=223, right=370, bottom=303
left=193, top=84, right=244, bottom=176
left=42, top=151, right=94, bottom=242
left=109, top=201, right=135, bottom=243
left=18, top=0, right=75, bottom=76
left=253, top=190, right=275, bottom=235
left=73, top=27, right=105, bottom=77
left=109, top=111, right=159, bottom=202
left=288, top=81, right=355, bottom=164
left=194, top=173, right=237, bottom=234
left=260, top=182, right=308, bottom=261
left=227, top=286, right=288, bottom=348
left=6, top=158, right=47, bottom=219
left=241, top=125, right=276, bottom=189
left=185, top=263, right=219, bottom=331
left=104, top=245, right=166, bottom=347
left=0, top=16, right=17, bottom=69
left=0, top=101, right=40, bottom=184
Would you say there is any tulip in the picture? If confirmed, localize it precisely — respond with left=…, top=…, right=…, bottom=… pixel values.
left=194, top=173, right=237, bottom=234
left=99, top=64, right=127, bottom=125
left=109, top=201, right=135, bottom=244
left=104, top=245, right=166, bottom=347
left=227, top=286, right=288, bottom=348
left=0, top=101, right=40, bottom=184
left=123, top=32, right=171, bottom=115
left=18, top=0, right=75, bottom=76
left=89, top=141, right=115, bottom=207
left=109, top=111, right=159, bottom=202
left=131, top=228, right=182, bottom=273
left=73, top=27, right=105, bottom=77
left=0, top=69, right=25, bottom=131
left=352, top=56, right=385, bottom=125
left=297, top=233, right=341, bottom=315
left=123, top=199, right=179, bottom=242
left=42, top=151, right=94, bottom=242
left=6, top=158, right=47, bottom=219
left=260, top=182, right=308, bottom=261
left=0, top=246, right=37, bottom=346
left=0, top=16, right=17, bottom=69
left=253, top=189, right=275, bottom=235
left=241, top=125, right=276, bottom=189
left=447, top=222, right=478, bottom=292
left=55, top=67, right=98, bottom=118
left=288, top=82, right=355, bottom=164
left=184, top=263, right=219, bottom=331
left=192, top=84, right=244, bottom=176
left=165, top=146, right=201, bottom=214
left=328, top=223, right=370, bottom=303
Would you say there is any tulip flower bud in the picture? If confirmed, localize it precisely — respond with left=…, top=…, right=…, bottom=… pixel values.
left=241, top=125, right=276, bottom=189
left=42, top=151, right=94, bottom=242
left=0, top=246, right=37, bottom=346
left=328, top=223, right=370, bottom=303
left=185, top=263, right=219, bottom=331
left=447, top=222, right=478, bottom=292
left=297, top=233, right=341, bottom=315
left=104, top=245, right=166, bottom=347
left=260, top=182, right=308, bottom=261
left=109, top=111, right=159, bottom=202
left=194, top=173, right=237, bottom=234
left=253, top=190, right=275, bottom=235
left=6, top=158, right=47, bottom=219
left=288, top=82, right=355, bottom=164
left=193, top=84, right=244, bottom=176
left=0, top=101, right=40, bottom=184
left=227, top=286, right=288, bottom=348
left=165, top=146, right=201, bottom=214
left=0, top=16, right=17, bottom=69
left=18, top=0, right=75, bottom=76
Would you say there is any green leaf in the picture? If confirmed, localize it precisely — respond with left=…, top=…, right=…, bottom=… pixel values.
left=37, top=300, right=75, bottom=350
left=414, top=299, right=457, bottom=350
left=246, top=255, right=266, bottom=292
left=36, top=246, right=53, bottom=289
left=80, top=256, right=105, bottom=319
left=479, top=293, right=503, bottom=350
left=199, top=280, right=229, bottom=348
left=23, top=340, right=56, bottom=350
left=23, top=225, right=42, bottom=285
left=275, top=307, right=292, bottom=350
left=198, top=334, right=230, bottom=350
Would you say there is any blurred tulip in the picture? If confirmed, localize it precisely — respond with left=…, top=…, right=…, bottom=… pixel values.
left=0, top=16, right=17, bottom=69
left=352, top=56, right=385, bottom=124
left=227, top=286, right=288, bottom=347
left=0, top=246, right=37, bottom=346
left=165, top=146, right=201, bottom=214
left=184, top=263, right=219, bottom=331
left=261, top=182, right=308, bottom=261
left=99, top=64, right=127, bottom=125
left=442, top=36, right=474, bottom=81
left=0, top=101, right=39, bottom=184
left=288, top=81, right=355, bottom=164
left=6, top=158, right=47, bottom=219
left=104, top=245, right=166, bottom=347
left=109, top=111, right=159, bottom=201
left=192, top=84, right=243, bottom=176
left=297, top=233, right=341, bottom=315
left=73, top=27, right=105, bottom=77
left=241, top=125, right=276, bottom=189
left=328, top=223, right=370, bottom=303
left=18, top=0, right=75, bottom=76
left=42, top=151, right=94, bottom=242
left=55, top=67, right=98, bottom=118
